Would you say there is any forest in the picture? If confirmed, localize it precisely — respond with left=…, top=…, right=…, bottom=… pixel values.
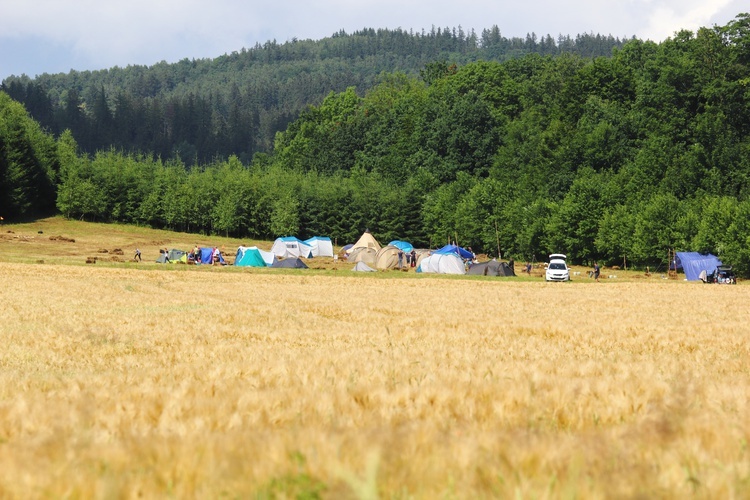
left=1, top=14, right=750, bottom=274
left=2, top=26, right=627, bottom=165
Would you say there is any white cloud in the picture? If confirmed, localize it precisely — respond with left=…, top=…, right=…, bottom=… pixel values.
left=0, top=0, right=745, bottom=78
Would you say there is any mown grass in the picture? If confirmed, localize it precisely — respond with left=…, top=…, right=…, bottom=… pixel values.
left=0, top=218, right=748, bottom=498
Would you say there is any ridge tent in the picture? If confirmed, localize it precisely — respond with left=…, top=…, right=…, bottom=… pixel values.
left=352, top=262, right=376, bottom=272
left=271, top=237, right=313, bottom=259
left=375, top=245, right=402, bottom=270
left=235, top=246, right=275, bottom=267
left=434, top=244, right=474, bottom=260
left=674, top=252, right=722, bottom=281
left=303, top=236, right=334, bottom=257
left=347, top=230, right=381, bottom=255
left=156, top=249, right=188, bottom=264
left=388, top=240, right=414, bottom=253
left=417, top=253, right=466, bottom=274
left=271, top=257, right=308, bottom=269
left=468, top=259, right=515, bottom=277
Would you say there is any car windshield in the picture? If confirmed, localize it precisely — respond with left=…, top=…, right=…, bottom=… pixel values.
left=549, top=262, right=566, bottom=270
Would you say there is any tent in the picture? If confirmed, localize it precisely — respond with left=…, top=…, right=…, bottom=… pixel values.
left=674, top=252, right=722, bottom=281
left=352, top=262, right=376, bottom=272
left=235, top=246, right=275, bottom=267
left=197, top=247, right=225, bottom=265
left=375, top=245, right=403, bottom=270
left=156, top=249, right=188, bottom=264
left=303, top=236, right=334, bottom=257
left=434, top=244, right=474, bottom=260
left=347, top=230, right=381, bottom=255
left=271, top=237, right=313, bottom=259
left=388, top=240, right=414, bottom=253
left=468, top=259, right=515, bottom=277
left=271, top=257, right=309, bottom=269
left=417, top=253, right=466, bottom=275
left=347, top=246, right=378, bottom=267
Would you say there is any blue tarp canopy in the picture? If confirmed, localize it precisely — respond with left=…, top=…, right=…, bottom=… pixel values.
left=434, top=244, right=474, bottom=260
left=675, top=252, right=722, bottom=281
left=388, top=240, right=414, bottom=253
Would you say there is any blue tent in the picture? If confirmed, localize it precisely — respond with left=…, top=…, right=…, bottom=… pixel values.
left=199, top=247, right=225, bottom=265
left=388, top=240, right=414, bottom=253
left=675, top=252, right=722, bottom=281
left=434, top=244, right=474, bottom=260
left=235, top=247, right=273, bottom=267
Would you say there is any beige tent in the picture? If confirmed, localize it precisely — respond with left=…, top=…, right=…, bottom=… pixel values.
left=375, top=245, right=402, bottom=270
left=347, top=246, right=378, bottom=267
left=347, top=230, right=381, bottom=255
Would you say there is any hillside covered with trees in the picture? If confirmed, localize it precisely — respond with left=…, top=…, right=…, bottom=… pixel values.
left=2, top=14, right=750, bottom=274
left=2, top=26, right=627, bottom=165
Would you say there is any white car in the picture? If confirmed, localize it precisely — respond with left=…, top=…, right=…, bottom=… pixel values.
left=545, top=254, right=570, bottom=282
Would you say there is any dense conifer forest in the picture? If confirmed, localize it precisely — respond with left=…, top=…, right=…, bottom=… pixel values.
left=2, top=15, right=750, bottom=273
left=2, top=27, right=627, bottom=164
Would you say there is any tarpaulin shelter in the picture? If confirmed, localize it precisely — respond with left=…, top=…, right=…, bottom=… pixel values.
left=388, top=240, right=414, bottom=253
left=271, top=237, right=313, bottom=259
left=434, top=244, right=474, bottom=260
left=674, top=252, right=722, bottom=281
left=303, top=236, right=334, bottom=257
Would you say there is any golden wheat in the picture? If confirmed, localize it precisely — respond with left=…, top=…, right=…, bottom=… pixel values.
left=0, top=258, right=748, bottom=498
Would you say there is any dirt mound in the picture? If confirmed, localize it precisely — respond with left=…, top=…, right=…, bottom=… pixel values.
left=50, top=235, right=76, bottom=243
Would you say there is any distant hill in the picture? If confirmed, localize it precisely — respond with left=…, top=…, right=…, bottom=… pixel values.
left=1, top=27, right=628, bottom=164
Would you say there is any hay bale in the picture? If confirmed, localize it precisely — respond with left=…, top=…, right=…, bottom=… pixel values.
left=98, top=248, right=109, bottom=253
left=112, top=248, right=124, bottom=255
left=85, top=257, right=97, bottom=264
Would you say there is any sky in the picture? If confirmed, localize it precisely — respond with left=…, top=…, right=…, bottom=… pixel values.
left=0, top=0, right=746, bottom=80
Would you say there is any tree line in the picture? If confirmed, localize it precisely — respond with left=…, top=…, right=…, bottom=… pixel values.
left=2, top=14, right=750, bottom=275
left=1, top=27, right=627, bottom=165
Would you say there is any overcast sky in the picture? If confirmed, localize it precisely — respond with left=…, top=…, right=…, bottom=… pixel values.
left=0, top=0, right=745, bottom=80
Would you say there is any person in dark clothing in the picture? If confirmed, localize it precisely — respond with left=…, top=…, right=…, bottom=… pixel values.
left=410, top=250, right=417, bottom=268
left=397, top=250, right=404, bottom=269
left=593, top=262, right=600, bottom=282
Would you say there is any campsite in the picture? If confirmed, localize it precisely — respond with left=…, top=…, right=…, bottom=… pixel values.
left=1, top=217, right=749, bottom=498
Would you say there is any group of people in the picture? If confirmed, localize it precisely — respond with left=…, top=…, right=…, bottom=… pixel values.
left=397, top=249, right=418, bottom=269
left=133, top=246, right=222, bottom=264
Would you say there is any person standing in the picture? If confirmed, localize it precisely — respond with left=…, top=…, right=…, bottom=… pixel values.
left=397, top=250, right=404, bottom=269
left=593, top=262, right=600, bottom=282
left=134, top=248, right=141, bottom=261
left=410, top=249, right=417, bottom=268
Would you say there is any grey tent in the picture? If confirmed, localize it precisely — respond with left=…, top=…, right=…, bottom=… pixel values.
left=156, top=248, right=187, bottom=264
left=467, top=259, right=515, bottom=277
left=271, top=257, right=309, bottom=269
left=352, top=262, right=376, bottom=272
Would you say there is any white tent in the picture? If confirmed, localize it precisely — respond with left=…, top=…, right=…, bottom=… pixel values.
left=271, top=237, right=313, bottom=259
left=418, top=253, right=466, bottom=275
left=303, top=236, right=334, bottom=257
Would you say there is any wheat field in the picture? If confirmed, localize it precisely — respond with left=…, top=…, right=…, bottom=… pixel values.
left=1, top=220, right=749, bottom=498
